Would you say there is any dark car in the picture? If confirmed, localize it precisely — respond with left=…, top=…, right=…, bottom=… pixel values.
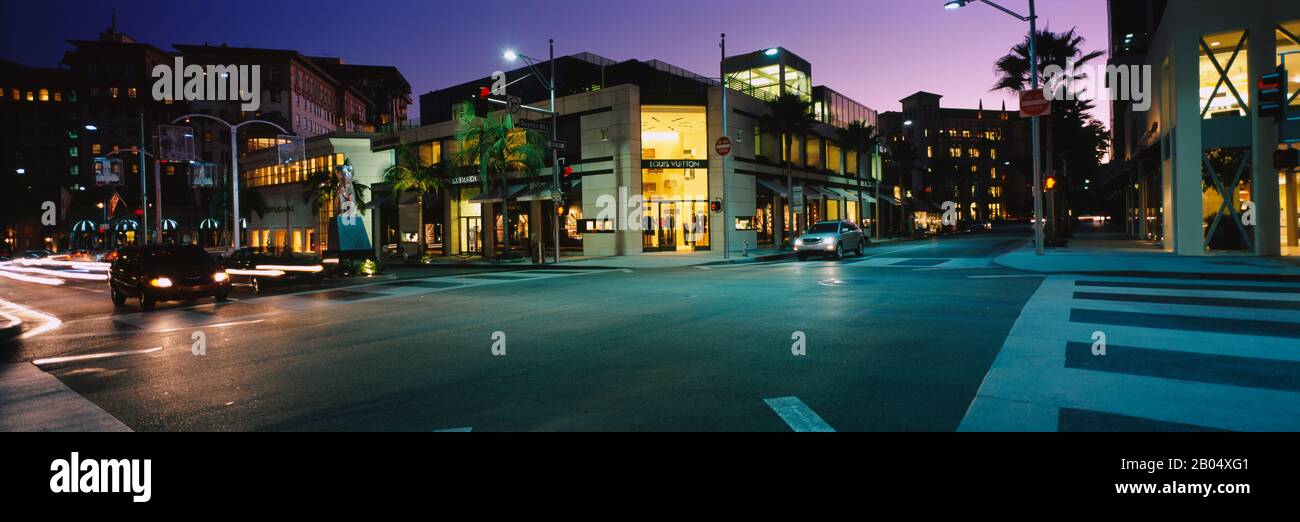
left=221, top=249, right=325, bottom=295
left=109, top=245, right=231, bottom=311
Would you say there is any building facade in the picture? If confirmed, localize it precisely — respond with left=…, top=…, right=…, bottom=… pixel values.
left=380, top=48, right=884, bottom=259
left=879, top=92, right=1027, bottom=234
left=1108, top=0, right=1300, bottom=256
left=0, top=60, right=79, bottom=253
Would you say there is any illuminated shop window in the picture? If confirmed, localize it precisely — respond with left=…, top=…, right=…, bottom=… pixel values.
left=1199, top=29, right=1250, bottom=119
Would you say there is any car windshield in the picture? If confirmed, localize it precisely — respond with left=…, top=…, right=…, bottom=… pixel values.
left=142, top=247, right=214, bottom=268
left=807, top=223, right=840, bottom=234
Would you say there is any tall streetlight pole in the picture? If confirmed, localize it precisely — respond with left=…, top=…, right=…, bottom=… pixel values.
left=173, top=114, right=291, bottom=251
left=505, top=41, right=561, bottom=263
left=946, top=0, right=1044, bottom=255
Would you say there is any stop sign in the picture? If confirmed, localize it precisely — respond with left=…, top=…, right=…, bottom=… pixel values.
left=1019, top=89, right=1052, bottom=117
left=716, top=137, right=733, bottom=157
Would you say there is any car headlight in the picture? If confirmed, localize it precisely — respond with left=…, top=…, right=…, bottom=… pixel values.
left=213, top=272, right=230, bottom=283
left=150, top=277, right=174, bottom=288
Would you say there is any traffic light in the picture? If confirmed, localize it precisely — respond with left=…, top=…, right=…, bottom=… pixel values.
left=473, top=86, right=492, bottom=118
left=710, top=200, right=723, bottom=213
left=1259, top=69, right=1288, bottom=122
left=1045, top=176, right=1057, bottom=191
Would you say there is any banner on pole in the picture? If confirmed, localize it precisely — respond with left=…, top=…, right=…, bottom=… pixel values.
left=156, top=125, right=197, bottom=161
left=94, top=157, right=125, bottom=187
left=189, top=162, right=217, bottom=188
left=277, top=135, right=306, bottom=165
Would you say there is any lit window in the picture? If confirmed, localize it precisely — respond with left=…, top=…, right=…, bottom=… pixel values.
left=128, top=88, right=138, bottom=98
left=70, top=165, right=79, bottom=176
left=69, top=147, right=78, bottom=157
left=38, top=89, right=49, bottom=102
left=927, top=146, right=934, bottom=158
left=53, top=92, right=62, bottom=102
left=26, top=91, right=34, bottom=101
left=1200, top=29, right=1250, bottom=118
left=110, top=87, right=119, bottom=99
left=92, top=144, right=102, bottom=155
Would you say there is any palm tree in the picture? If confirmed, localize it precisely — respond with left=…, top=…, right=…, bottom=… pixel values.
left=379, top=144, right=442, bottom=258
left=994, top=27, right=1107, bottom=229
left=759, top=93, right=818, bottom=248
left=455, top=112, right=545, bottom=259
left=992, top=27, right=1105, bottom=93
left=884, top=140, right=919, bottom=237
left=836, top=121, right=880, bottom=236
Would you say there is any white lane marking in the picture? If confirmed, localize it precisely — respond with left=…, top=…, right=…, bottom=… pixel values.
left=968, top=275, right=1047, bottom=279
left=620, top=269, right=634, bottom=274
left=156, top=319, right=265, bottom=333
left=434, top=427, right=473, bottom=433
left=764, top=397, right=836, bottom=433
left=33, top=347, right=163, bottom=367
left=0, top=298, right=63, bottom=338
left=0, top=270, right=64, bottom=286
left=694, top=266, right=713, bottom=270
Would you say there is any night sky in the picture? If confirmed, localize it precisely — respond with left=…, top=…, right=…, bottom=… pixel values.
left=1, top=0, right=1109, bottom=123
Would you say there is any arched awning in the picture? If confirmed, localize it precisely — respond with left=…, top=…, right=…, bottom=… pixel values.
left=160, top=219, right=179, bottom=231
left=111, top=218, right=139, bottom=231
left=199, top=218, right=222, bottom=230
left=71, top=220, right=98, bottom=233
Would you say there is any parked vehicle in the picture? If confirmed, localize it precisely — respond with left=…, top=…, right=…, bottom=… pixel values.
left=221, top=249, right=325, bottom=295
left=109, top=245, right=231, bottom=311
left=22, top=249, right=53, bottom=259
left=794, top=221, right=867, bottom=261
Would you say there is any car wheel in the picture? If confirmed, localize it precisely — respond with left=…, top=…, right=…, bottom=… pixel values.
left=140, top=294, right=157, bottom=312
left=855, top=241, right=865, bottom=257
left=833, top=243, right=844, bottom=260
left=797, top=253, right=807, bottom=262
left=252, top=278, right=264, bottom=295
left=214, top=291, right=229, bottom=303
left=110, top=285, right=127, bottom=306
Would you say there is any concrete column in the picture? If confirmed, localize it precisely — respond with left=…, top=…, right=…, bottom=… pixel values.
left=1173, top=37, right=1205, bottom=255
left=772, top=195, right=785, bottom=248
left=1250, top=16, right=1282, bottom=256
left=481, top=201, right=496, bottom=257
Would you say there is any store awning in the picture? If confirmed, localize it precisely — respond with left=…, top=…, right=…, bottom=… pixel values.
left=756, top=178, right=788, bottom=198
left=877, top=194, right=900, bottom=206
left=803, top=185, right=837, bottom=200
left=911, top=199, right=942, bottom=213
left=71, top=220, right=97, bottom=233
left=470, top=184, right=528, bottom=204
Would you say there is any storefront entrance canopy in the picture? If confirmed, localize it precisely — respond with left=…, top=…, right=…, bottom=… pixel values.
left=756, top=178, right=788, bottom=198
left=470, top=184, right=528, bottom=204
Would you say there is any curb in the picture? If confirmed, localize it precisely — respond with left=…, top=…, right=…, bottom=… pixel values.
left=991, top=257, right=1300, bottom=283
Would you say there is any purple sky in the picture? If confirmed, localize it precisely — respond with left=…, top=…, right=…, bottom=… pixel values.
left=1, top=0, right=1110, bottom=124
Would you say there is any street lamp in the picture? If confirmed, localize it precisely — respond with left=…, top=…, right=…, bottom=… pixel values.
left=173, top=114, right=290, bottom=251
left=946, top=0, right=1044, bottom=255
left=503, top=40, right=561, bottom=264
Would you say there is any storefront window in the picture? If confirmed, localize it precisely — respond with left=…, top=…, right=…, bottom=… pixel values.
left=784, top=67, right=811, bottom=100
left=1202, top=147, right=1254, bottom=251
left=827, top=142, right=842, bottom=174
left=1278, top=21, right=1300, bottom=110
left=1200, top=30, right=1250, bottom=119
left=805, top=136, right=821, bottom=170
left=642, top=106, right=710, bottom=251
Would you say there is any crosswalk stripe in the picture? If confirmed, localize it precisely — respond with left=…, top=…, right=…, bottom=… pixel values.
left=961, top=274, right=1300, bottom=432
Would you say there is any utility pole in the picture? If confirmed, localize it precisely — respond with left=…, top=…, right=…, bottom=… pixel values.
left=138, top=112, right=149, bottom=245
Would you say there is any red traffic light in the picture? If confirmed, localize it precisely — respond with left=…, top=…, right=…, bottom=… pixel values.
left=563, top=165, right=574, bottom=177
left=134, top=209, right=145, bottom=216
left=478, top=86, right=491, bottom=99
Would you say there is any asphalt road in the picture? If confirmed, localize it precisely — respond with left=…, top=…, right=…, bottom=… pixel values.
left=1, top=226, right=1042, bottom=431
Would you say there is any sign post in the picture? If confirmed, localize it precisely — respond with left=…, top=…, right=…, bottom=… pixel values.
left=715, top=136, right=733, bottom=158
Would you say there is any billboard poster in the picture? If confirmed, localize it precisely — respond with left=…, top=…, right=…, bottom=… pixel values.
left=94, top=157, right=125, bottom=187
left=189, top=162, right=217, bottom=188
left=157, top=125, right=197, bottom=162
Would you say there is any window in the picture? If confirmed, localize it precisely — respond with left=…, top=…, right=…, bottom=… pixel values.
left=0, top=88, right=5, bottom=98
left=26, top=90, right=34, bottom=101
left=38, top=89, right=49, bottom=102
left=970, top=148, right=980, bottom=158
left=927, top=146, right=934, bottom=158
left=827, top=141, right=842, bottom=173
left=1200, top=29, right=1250, bottom=118
left=69, top=147, right=78, bottom=157
left=92, top=144, right=102, bottom=155
left=110, top=87, right=119, bottom=99
left=805, top=136, right=822, bottom=169
left=990, top=149, right=998, bottom=160
left=53, top=92, right=62, bottom=102
left=128, top=88, right=138, bottom=99
left=1277, top=21, right=1300, bottom=110
left=70, top=165, right=79, bottom=176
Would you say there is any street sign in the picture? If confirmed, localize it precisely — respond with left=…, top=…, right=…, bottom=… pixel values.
left=792, top=185, right=805, bottom=213
left=715, top=136, right=733, bottom=157
left=507, top=96, right=522, bottom=115
left=517, top=119, right=552, bottom=133
left=1019, top=89, right=1052, bottom=117
left=549, top=140, right=568, bottom=151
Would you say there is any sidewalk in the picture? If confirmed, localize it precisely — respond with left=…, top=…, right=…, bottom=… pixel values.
left=0, top=363, right=130, bottom=432
left=995, top=228, right=1300, bottom=279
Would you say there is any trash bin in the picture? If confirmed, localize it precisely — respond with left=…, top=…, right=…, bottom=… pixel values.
left=531, top=241, right=544, bottom=264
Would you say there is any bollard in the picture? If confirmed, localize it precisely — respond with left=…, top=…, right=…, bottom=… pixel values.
left=743, top=240, right=750, bottom=258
